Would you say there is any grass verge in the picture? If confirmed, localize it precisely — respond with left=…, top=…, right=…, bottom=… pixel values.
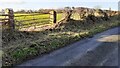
left=2, top=15, right=120, bottom=67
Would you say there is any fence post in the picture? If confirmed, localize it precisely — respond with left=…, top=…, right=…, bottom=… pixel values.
left=49, top=10, right=57, bottom=24
left=5, top=8, right=15, bottom=30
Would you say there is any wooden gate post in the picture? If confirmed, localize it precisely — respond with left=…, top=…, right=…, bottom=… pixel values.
left=5, top=8, right=15, bottom=30
left=49, top=10, right=57, bottom=23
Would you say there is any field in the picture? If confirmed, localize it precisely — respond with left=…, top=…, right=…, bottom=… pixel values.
left=0, top=13, right=63, bottom=30
left=14, top=13, right=63, bottom=29
left=0, top=12, right=83, bottom=30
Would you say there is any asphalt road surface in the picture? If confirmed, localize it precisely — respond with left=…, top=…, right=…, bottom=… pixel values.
left=17, top=27, right=119, bottom=67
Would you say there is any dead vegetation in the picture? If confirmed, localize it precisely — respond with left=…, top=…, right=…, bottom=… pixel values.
left=2, top=7, right=120, bottom=67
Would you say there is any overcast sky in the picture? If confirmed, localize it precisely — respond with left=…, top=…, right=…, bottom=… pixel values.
left=0, top=0, right=119, bottom=11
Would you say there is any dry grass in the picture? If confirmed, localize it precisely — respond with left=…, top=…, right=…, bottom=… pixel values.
left=2, top=15, right=120, bottom=67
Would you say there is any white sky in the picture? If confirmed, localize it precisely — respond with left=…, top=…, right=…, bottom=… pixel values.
left=0, top=0, right=119, bottom=11
left=0, top=0, right=119, bottom=3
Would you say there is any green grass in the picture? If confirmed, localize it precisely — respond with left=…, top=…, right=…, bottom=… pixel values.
left=12, top=48, right=37, bottom=59
left=0, top=13, right=63, bottom=29
left=14, top=13, right=63, bottom=28
left=1, top=8, right=119, bottom=67
left=2, top=14, right=120, bottom=66
left=10, top=20, right=119, bottom=63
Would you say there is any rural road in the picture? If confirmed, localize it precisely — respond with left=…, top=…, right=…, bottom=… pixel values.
left=16, top=27, right=119, bottom=67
